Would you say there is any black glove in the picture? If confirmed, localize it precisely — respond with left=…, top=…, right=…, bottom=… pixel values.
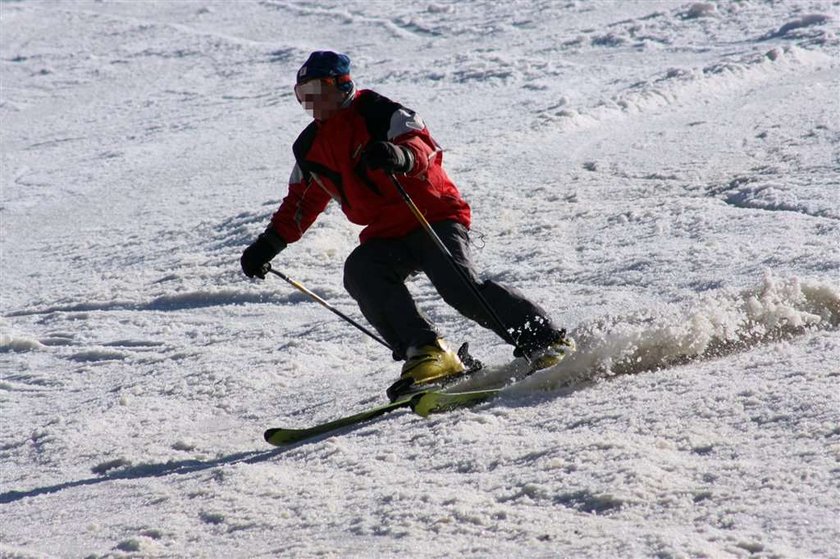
left=241, top=229, right=286, bottom=279
left=362, top=141, right=413, bottom=173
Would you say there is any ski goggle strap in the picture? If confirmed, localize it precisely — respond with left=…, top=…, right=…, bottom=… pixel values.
left=294, top=75, right=353, bottom=102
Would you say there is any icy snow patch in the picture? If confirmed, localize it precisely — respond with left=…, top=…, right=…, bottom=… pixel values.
left=538, top=45, right=832, bottom=131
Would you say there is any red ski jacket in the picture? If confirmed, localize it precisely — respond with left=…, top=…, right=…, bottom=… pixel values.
left=269, top=89, right=471, bottom=244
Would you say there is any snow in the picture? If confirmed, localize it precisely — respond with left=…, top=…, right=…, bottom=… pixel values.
left=1, top=0, right=838, bottom=557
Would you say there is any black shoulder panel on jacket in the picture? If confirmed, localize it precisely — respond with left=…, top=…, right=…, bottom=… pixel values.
left=356, top=90, right=404, bottom=141
left=292, top=122, right=319, bottom=171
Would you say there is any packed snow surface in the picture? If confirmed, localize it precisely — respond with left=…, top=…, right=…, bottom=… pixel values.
left=2, top=1, right=839, bottom=557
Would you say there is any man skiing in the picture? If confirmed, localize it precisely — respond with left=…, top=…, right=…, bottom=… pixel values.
left=241, top=51, right=569, bottom=393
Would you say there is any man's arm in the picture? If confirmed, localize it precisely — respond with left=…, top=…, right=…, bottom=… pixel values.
left=240, top=163, right=331, bottom=279
left=269, top=163, right=332, bottom=244
left=361, top=100, right=442, bottom=177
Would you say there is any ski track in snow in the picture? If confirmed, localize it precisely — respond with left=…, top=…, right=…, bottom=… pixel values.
left=2, top=1, right=839, bottom=557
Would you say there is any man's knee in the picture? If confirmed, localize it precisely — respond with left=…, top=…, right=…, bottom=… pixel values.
left=343, top=247, right=369, bottom=298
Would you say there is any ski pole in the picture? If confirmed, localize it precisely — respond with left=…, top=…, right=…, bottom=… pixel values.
left=264, top=265, right=393, bottom=352
left=387, top=173, right=528, bottom=360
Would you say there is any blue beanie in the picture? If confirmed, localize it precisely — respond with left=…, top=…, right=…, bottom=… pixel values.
left=297, top=51, right=353, bottom=92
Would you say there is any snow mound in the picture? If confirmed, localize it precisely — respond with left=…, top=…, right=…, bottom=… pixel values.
left=518, top=275, right=839, bottom=391
left=761, top=14, right=834, bottom=41
left=679, top=3, right=717, bottom=20
left=712, top=175, right=839, bottom=219
left=0, top=543, right=53, bottom=559
left=0, top=327, right=46, bottom=353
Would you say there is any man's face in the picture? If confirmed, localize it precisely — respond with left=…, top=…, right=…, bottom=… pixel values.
left=294, top=79, right=346, bottom=121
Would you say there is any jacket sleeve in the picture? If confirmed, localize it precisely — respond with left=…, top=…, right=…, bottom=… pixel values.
left=268, top=163, right=332, bottom=244
left=387, top=108, right=441, bottom=178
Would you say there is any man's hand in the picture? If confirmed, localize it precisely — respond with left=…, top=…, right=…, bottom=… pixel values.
left=362, top=141, right=413, bottom=173
left=241, top=230, right=286, bottom=279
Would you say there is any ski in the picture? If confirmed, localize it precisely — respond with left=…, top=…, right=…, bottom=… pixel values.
left=411, top=387, right=502, bottom=417
left=263, top=386, right=497, bottom=446
left=263, top=339, right=576, bottom=446
left=264, top=391, right=427, bottom=446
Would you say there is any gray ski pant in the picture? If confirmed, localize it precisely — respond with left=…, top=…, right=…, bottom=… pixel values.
left=343, top=220, right=559, bottom=360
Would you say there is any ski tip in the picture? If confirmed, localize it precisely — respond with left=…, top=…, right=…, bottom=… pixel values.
left=264, top=428, right=304, bottom=446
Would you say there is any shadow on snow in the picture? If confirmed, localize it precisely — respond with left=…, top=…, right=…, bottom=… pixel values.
left=0, top=448, right=286, bottom=505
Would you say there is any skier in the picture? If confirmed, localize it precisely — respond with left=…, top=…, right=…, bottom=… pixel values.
left=241, top=51, right=569, bottom=391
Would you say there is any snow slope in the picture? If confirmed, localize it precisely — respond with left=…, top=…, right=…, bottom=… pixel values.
left=1, top=1, right=838, bottom=557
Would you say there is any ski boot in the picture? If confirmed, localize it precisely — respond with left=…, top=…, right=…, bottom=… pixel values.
left=521, top=329, right=576, bottom=372
left=386, top=339, right=481, bottom=402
